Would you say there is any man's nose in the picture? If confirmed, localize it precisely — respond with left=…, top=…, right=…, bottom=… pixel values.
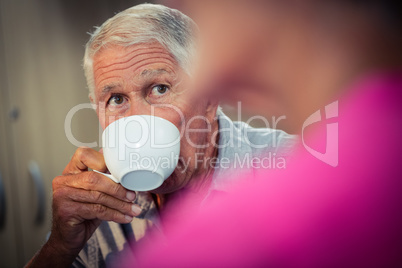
left=127, top=101, right=152, bottom=117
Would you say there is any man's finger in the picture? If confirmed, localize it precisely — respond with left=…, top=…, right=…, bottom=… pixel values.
left=59, top=201, right=135, bottom=224
left=65, top=187, right=141, bottom=217
left=63, top=147, right=107, bottom=175
left=53, top=172, right=136, bottom=202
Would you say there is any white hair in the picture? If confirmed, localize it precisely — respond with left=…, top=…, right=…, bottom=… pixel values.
left=83, top=3, right=197, bottom=101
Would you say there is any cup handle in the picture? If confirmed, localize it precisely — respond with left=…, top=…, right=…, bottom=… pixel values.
left=93, top=170, right=120, bottom=184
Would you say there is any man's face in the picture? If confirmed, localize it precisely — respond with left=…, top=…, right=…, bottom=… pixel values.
left=92, top=43, right=217, bottom=194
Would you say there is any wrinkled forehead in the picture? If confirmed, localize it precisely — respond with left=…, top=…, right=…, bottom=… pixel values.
left=92, top=43, right=182, bottom=88
left=93, top=42, right=179, bottom=71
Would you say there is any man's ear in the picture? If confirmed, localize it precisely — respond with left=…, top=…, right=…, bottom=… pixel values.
left=89, top=94, right=97, bottom=111
left=206, top=98, right=219, bottom=119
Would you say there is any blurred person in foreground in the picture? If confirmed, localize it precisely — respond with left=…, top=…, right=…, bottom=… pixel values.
left=26, top=3, right=296, bottom=268
left=136, top=0, right=402, bottom=267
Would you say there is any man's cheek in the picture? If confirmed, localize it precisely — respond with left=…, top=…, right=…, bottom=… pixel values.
left=97, top=106, right=116, bottom=129
left=96, top=111, right=108, bottom=130
left=185, top=117, right=212, bottom=148
left=181, top=135, right=201, bottom=157
left=99, top=115, right=124, bottom=130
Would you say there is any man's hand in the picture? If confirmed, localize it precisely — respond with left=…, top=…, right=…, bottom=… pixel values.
left=27, top=147, right=141, bottom=267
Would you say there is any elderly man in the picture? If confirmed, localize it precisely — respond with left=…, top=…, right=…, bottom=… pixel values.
left=27, top=4, right=295, bottom=267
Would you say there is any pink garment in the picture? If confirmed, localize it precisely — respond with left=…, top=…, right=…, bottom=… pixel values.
left=136, top=73, right=402, bottom=267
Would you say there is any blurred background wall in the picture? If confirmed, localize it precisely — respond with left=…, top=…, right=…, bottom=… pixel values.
left=0, top=1, right=153, bottom=266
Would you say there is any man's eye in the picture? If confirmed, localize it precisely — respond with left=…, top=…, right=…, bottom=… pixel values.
left=107, top=94, right=125, bottom=106
left=151, top=84, right=170, bottom=96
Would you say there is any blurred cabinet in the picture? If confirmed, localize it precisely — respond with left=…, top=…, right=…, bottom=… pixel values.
left=0, top=0, right=116, bottom=267
left=0, top=87, right=20, bottom=268
left=0, top=0, right=149, bottom=266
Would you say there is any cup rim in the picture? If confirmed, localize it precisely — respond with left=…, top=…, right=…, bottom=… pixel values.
left=103, top=114, right=177, bottom=134
left=101, top=114, right=181, bottom=149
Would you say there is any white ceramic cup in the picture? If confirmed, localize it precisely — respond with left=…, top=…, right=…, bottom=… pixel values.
left=94, top=115, right=180, bottom=191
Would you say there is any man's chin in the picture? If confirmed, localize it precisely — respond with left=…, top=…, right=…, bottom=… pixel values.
left=149, top=176, right=182, bottom=195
